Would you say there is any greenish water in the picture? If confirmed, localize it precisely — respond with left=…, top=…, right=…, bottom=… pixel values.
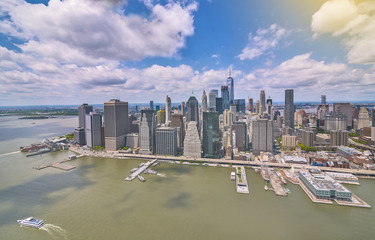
left=0, top=116, right=374, bottom=240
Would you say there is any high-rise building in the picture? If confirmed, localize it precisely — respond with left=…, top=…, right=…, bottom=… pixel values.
left=330, top=130, right=348, bottom=146
left=255, top=100, right=260, bottom=115
left=266, top=97, right=272, bottom=115
left=74, top=127, right=85, bottom=146
left=321, top=95, right=327, bottom=105
left=282, top=135, right=296, bottom=149
left=85, top=112, right=102, bottom=148
left=165, top=95, right=171, bottom=124
left=104, top=99, right=129, bottom=151
left=139, top=109, right=155, bottom=154
left=234, top=99, right=245, bottom=113
left=201, top=90, right=207, bottom=113
left=215, top=98, right=223, bottom=114
left=150, top=100, right=154, bottom=110
left=187, top=94, right=199, bottom=125
left=325, top=115, right=347, bottom=131
left=276, top=115, right=282, bottom=128
left=232, top=122, right=247, bottom=151
left=249, top=98, right=253, bottom=113
left=128, top=115, right=139, bottom=133
left=225, top=129, right=233, bottom=160
left=156, top=127, right=178, bottom=156
left=223, top=109, right=235, bottom=128
left=202, top=110, right=221, bottom=158
left=181, top=101, right=185, bottom=116
left=252, top=118, right=273, bottom=155
left=183, top=121, right=201, bottom=158
left=371, top=107, right=375, bottom=143
left=260, top=90, right=266, bottom=113
left=209, top=90, right=217, bottom=108
left=227, top=73, right=234, bottom=104
left=333, top=103, right=352, bottom=128
left=358, top=107, right=370, bottom=129
left=156, top=110, right=166, bottom=125
left=78, top=103, right=93, bottom=129
left=171, top=114, right=184, bottom=148
left=284, top=89, right=294, bottom=129
left=317, top=104, right=329, bottom=127
left=155, top=105, right=160, bottom=112
left=221, top=85, right=230, bottom=110
left=301, top=130, right=314, bottom=147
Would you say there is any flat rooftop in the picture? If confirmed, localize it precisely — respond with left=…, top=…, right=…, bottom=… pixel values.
left=300, top=170, right=351, bottom=193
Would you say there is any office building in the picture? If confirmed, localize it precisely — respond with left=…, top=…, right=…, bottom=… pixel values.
left=234, top=99, right=245, bottom=113
left=223, top=109, right=235, bottom=127
left=232, top=122, right=247, bottom=151
left=128, top=115, right=139, bottom=133
left=183, top=121, right=201, bottom=158
left=227, top=72, right=234, bottom=104
left=209, top=90, right=217, bottom=108
left=302, top=130, right=314, bottom=147
left=252, top=118, right=273, bottom=155
left=325, top=115, right=347, bottom=131
left=78, top=103, right=93, bottom=129
left=215, top=98, right=223, bottom=114
left=358, top=107, right=370, bottom=130
left=330, top=130, right=348, bottom=146
left=139, top=109, right=155, bottom=155
left=202, top=110, right=221, bottom=158
left=221, top=85, right=230, bottom=110
left=321, top=95, right=327, bottom=105
left=156, top=127, right=178, bottom=156
left=74, top=127, right=86, bottom=146
left=282, top=135, right=296, bottom=149
left=187, top=95, right=199, bottom=125
left=333, top=103, right=352, bottom=128
left=201, top=90, right=207, bottom=113
left=104, top=99, right=129, bottom=151
left=284, top=89, right=295, bottom=129
left=260, top=90, right=266, bottom=113
left=171, top=114, right=185, bottom=148
left=165, top=95, right=171, bottom=124
left=155, top=105, right=160, bottom=112
left=85, top=112, right=102, bottom=148
left=249, top=98, right=253, bottom=113
left=150, top=100, right=154, bottom=110
left=157, top=110, right=166, bottom=125
left=125, top=133, right=138, bottom=148
left=266, top=97, right=272, bottom=115
left=225, top=129, right=233, bottom=160
left=255, top=100, right=260, bottom=115
left=181, top=101, right=185, bottom=116
left=372, top=107, right=375, bottom=144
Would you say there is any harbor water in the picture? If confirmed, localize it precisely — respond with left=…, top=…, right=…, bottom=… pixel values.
left=0, top=116, right=375, bottom=240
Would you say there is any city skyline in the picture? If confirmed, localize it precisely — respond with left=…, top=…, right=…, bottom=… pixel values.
left=1, top=0, right=375, bottom=106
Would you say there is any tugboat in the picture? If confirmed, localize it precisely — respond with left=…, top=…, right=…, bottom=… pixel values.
left=17, top=217, right=44, bottom=228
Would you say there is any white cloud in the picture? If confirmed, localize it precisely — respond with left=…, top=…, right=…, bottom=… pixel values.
left=311, top=0, right=375, bottom=65
left=237, top=24, right=290, bottom=61
left=0, top=0, right=197, bottom=63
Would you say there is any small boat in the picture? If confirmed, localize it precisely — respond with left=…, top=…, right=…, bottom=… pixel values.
left=261, top=167, right=270, bottom=182
left=254, top=168, right=260, bottom=173
left=231, top=172, right=236, bottom=180
left=264, top=185, right=268, bottom=191
left=138, top=175, right=146, bottom=182
left=145, top=169, right=157, bottom=175
left=130, top=167, right=138, bottom=173
left=281, top=177, right=287, bottom=185
left=17, top=217, right=44, bottom=228
left=138, top=162, right=145, bottom=167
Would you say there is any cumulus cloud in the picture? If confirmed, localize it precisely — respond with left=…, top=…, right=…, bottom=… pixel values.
left=0, top=0, right=197, bottom=63
left=237, top=24, right=290, bottom=60
left=311, top=0, right=375, bottom=65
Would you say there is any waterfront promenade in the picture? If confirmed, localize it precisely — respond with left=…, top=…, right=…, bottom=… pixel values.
left=69, top=146, right=375, bottom=177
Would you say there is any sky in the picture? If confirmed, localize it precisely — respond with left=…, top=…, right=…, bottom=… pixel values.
left=0, top=0, right=375, bottom=105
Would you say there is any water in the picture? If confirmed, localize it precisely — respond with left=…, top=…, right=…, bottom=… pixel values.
left=0, top=116, right=375, bottom=240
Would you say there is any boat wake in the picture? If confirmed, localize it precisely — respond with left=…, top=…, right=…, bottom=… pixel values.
left=156, top=173, right=166, bottom=177
left=0, top=150, right=20, bottom=157
left=40, top=224, right=69, bottom=240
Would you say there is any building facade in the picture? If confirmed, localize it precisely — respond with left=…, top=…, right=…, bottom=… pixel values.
left=183, top=121, right=201, bottom=158
left=104, top=100, right=129, bottom=151
left=156, top=127, right=178, bottom=156
left=202, top=111, right=221, bottom=158
left=284, top=89, right=294, bottom=129
left=139, top=109, right=155, bottom=155
left=252, top=118, right=273, bottom=155
left=85, top=112, right=102, bottom=148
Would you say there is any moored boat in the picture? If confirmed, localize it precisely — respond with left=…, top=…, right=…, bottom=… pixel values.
left=261, top=167, right=270, bottom=182
left=138, top=175, right=146, bottom=182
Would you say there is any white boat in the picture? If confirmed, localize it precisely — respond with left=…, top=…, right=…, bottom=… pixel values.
left=130, top=167, right=138, bottom=173
left=264, top=185, right=268, bottom=191
left=138, top=162, right=145, bottom=167
left=17, top=217, right=44, bottom=228
left=231, top=172, right=236, bottom=180
left=138, top=175, right=146, bottom=182
left=145, top=169, right=157, bottom=175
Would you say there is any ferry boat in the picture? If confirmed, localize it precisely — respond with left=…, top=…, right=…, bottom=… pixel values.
left=20, top=144, right=45, bottom=152
left=17, top=217, right=44, bottom=228
left=261, top=167, right=270, bottom=182
left=231, top=172, right=236, bottom=180
left=137, top=175, right=146, bottom=182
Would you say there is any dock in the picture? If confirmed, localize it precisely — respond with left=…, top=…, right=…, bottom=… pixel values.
left=269, top=172, right=287, bottom=196
left=125, top=159, right=157, bottom=181
left=235, top=166, right=249, bottom=194
left=33, top=154, right=82, bottom=171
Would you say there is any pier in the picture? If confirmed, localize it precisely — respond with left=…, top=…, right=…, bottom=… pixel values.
left=33, top=154, right=82, bottom=171
left=269, top=171, right=287, bottom=196
left=235, top=166, right=249, bottom=194
left=124, top=159, right=157, bottom=181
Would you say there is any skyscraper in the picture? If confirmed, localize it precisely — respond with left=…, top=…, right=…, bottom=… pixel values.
left=227, top=72, right=234, bottom=104
left=104, top=99, right=129, bottom=151
left=78, top=103, right=93, bottom=129
left=156, top=110, right=166, bottom=125
left=266, top=97, right=272, bottom=115
left=181, top=101, right=185, bottom=116
left=260, top=90, right=266, bottom=113
left=234, top=99, right=245, bottom=113
left=221, top=85, right=230, bottom=110
left=215, top=97, right=223, bottom=114
left=255, top=100, right=260, bottom=115
left=232, top=121, right=248, bottom=151
left=358, top=107, right=370, bottom=129
left=156, top=127, right=178, bottom=156
left=252, top=118, right=273, bottom=155
left=202, top=110, right=221, bottom=158
left=284, top=89, right=294, bottom=129
left=209, top=90, right=217, bottom=108
left=150, top=100, right=154, bottom=110
left=165, top=95, right=171, bottom=124
left=371, top=107, right=375, bottom=144
left=85, top=112, right=102, bottom=148
left=321, top=95, right=327, bottom=105
left=183, top=121, right=201, bottom=158
left=333, top=103, right=352, bottom=128
left=201, top=90, right=207, bottom=113
left=187, top=94, right=199, bottom=124
left=249, top=98, right=253, bottom=113
left=139, top=109, right=155, bottom=155
left=171, top=113, right=184, bottom=148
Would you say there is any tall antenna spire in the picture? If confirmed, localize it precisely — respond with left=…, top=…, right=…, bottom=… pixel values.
left=229, top=66, right=232, bottom=78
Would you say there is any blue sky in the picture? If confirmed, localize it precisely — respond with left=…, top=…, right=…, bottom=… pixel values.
left=0, top=0, right=375, bottom=105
